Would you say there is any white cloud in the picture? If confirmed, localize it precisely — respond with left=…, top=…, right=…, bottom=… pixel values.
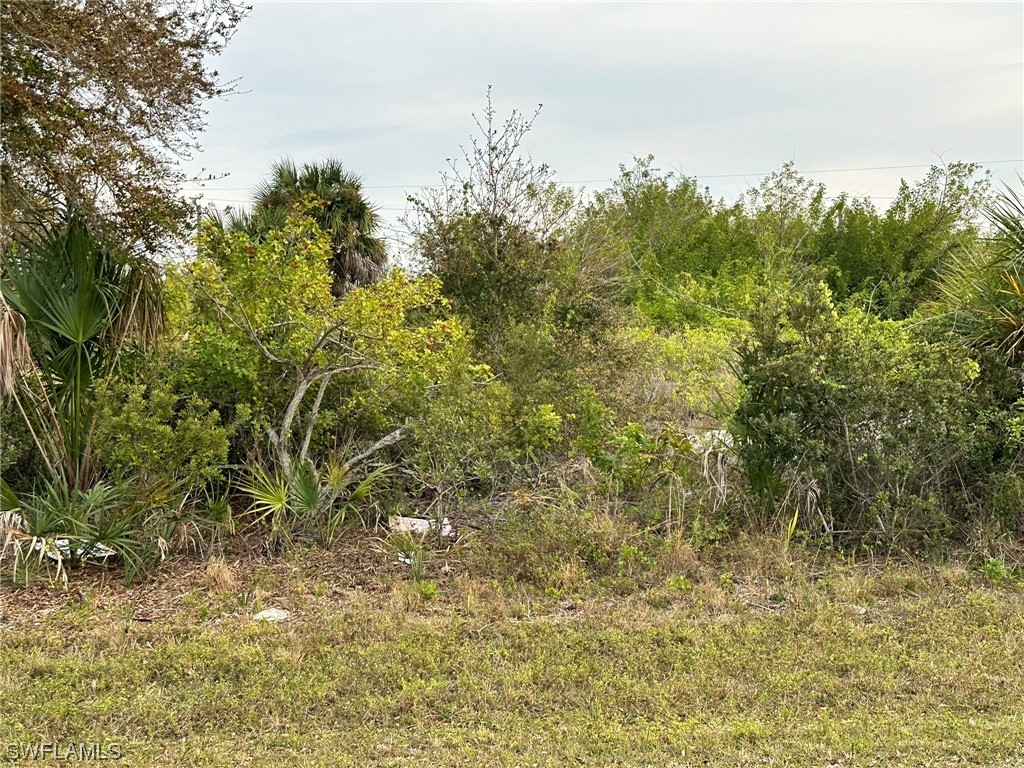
left=184, top=1, right=1023, bottom=222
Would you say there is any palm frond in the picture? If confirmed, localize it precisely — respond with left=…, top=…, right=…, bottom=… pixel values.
left=1, top=210, right=162, bottom=488
left=987, top=182, right=1024, bottom=258
left=110, top=255, right=165, bottom=350
left=290, top=460, right=325, bottom=519
left=241, top=466, right=292, bottom=528
left=347, top=464, right=392, bottom=503
left=936, top=181, right=1024, bottom=361
left=0, top=478, right=21, bottom=515
left=245, top=157, right=388, bottom=291
left=0, top=294, right=31, bottom=396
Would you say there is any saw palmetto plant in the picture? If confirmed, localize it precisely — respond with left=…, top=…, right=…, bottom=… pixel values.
left=0, top=477, right=149, bottom=585
left=241, top=459, right=391, bottom=546
left=0, top=211, right=163, bottom=490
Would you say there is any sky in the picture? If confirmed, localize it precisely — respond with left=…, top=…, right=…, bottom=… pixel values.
left=182, top=1, right=1024, bottom=246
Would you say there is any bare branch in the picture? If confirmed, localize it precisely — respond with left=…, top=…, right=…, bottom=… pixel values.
left=299, top=373, right=332, bottom=465
left=341, top=427, right=408, bottom=475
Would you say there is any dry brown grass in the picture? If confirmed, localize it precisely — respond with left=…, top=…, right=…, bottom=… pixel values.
left=204, top=558, right=239, bottom=593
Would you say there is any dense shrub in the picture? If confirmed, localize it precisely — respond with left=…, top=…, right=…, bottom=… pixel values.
left=0, top=402, right=38, bottom=490
left=733, top=283, right=1011, bottom=549
left=92, top=376, right=229, bottom=493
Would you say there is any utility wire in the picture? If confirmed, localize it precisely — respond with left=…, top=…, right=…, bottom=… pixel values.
left=182, top=157, right=1023, bottom=193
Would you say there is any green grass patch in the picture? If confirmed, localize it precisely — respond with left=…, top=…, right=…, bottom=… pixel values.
left=2, top=545, right=1024, bottom=766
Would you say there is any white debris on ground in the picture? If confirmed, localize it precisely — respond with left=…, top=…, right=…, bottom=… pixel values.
left=3, top=511, right=118, bottom=564
left=42, top=538, right=118, bottom=563
left=388, top=515, right=455, bottom=540
left=253, top=608, right=289, bottom=623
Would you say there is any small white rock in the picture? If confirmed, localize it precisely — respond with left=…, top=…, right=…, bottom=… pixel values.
left=253, top=607, right=289, bottom=623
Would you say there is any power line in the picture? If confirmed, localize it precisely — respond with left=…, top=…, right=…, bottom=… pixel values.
left=182, top=157, right=1023, bottom=193
left=688, top=158, right=1023, bottom=180
left=199, top=198, right=409, bottom=211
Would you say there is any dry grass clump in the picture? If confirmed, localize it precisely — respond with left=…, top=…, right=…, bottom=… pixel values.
left=204, top=558, right=240, bottom=593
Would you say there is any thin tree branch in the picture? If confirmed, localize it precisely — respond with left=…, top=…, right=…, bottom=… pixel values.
left=340, top=427, right=407, bottom=475
left=299, top=373, right=332, bottom=464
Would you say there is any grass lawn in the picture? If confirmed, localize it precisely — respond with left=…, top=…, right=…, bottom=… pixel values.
left=2, top=535, right=1023, bottom=767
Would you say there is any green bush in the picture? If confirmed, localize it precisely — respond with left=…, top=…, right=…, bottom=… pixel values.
left=405, top=360, right=517, bottom=491
left=974, top=469, right=1024, bottom=534
left=93, top=378, right=229, bottom=494
left=733, top=283, right=1004, bottom=549
left=568, top=386, right=691, bottom=498
left=0, top=401, right=40, bottom=491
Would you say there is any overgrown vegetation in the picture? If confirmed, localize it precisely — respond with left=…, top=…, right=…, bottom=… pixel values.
left=1, top=2, right=1023, bottom=761
left=3, top=74, right=1022, bottom=580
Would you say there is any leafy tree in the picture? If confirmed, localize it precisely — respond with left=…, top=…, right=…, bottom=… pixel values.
left=587, top=158, right=718, bottom=281
left=407, top=93, right=586, bottom=339
left=92, top=377, right=229, bottom=495
left=182, top=206, right=356, bottom=472
left=179, top=203, right=470, bottom=475
left=742, top=161, right=828, bottom=276
left=817, top=195, right=885, bottom=299
left=0, top=0, right=247, bottom=247
left=176, top=204, right=496, bottom=539
left=222, top=158, right=386, bottom=295
left=872, top=163, right=989, bottom=315
left=815, top=163, right=990, bottom=316
left=581, top=158, right=757, bottom=327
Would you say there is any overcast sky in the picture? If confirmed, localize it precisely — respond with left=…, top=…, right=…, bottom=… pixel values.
left=183, top=1, right=1023, bottom=241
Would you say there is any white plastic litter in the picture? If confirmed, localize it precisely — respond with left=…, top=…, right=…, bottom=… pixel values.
left=388, top=515, right=454, bottom=539
left=32, top=538, right=117, bottom=564
left=4, top=512, right=118, bottom=564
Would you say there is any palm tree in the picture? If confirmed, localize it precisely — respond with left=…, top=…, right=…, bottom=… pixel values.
left=0, top=211, right=162, bottom=490
left=938, top=183, right=1024, bottom=360
left=225, top=158, right=387, bottom=296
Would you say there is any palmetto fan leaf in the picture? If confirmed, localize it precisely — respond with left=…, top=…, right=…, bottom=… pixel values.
left=240, top=466, right=291, bottom=526
left=241, top=459, right=390, bottom=545
left=981, top=186, right=1024, bottom=361
left=0, top=212, right=163, bottom=488
left=989, top=268, right=1024, bottom=360
left=987, top=184, right=1024, bottom=260
left=938, top=182, right=1024, bottom=362
left=111, top=254, right=165, bottom=350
